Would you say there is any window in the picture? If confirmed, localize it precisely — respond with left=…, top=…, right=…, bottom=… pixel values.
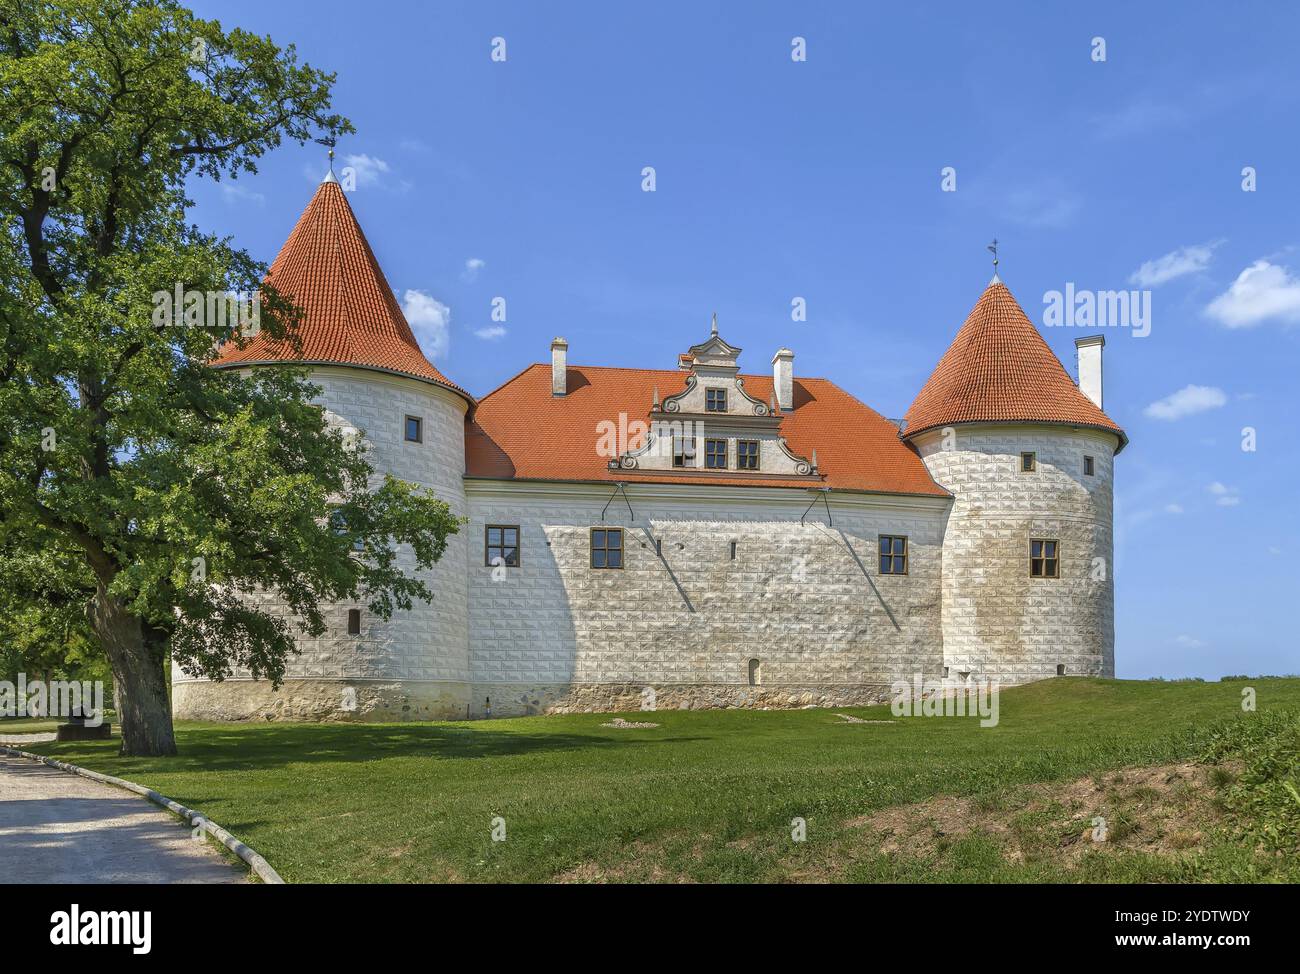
left=485, top=524, right=520, bottom=567
left=329, top=509, right=364, bottom=552
left=879, top=535, right=908, bottom=575
left=737, top=440, right=760, bottom=470
left=590, top=528, right=623, bottom=569
left=404, top=415, right=423, bottom=443
left=705, top=388, right=727, bottom=412
left=1083, top=455, right=1095, bottom=476
left=704, top=438, right=728, bottom=469
left=729, top=540, right=738, bottom=560
left=672, top=433, right=695, bottom=468
left=748, top=658, right=761, bottom=686
left=1056, top=664, right=1066, bottom=676
left=1020, top=451, right=1036, bottom=472
left=1030, top=538, right=1060, bottom=578
left=347, top=609, right=361, bottom=635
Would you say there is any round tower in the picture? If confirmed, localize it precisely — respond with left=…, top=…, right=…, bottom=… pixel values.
left=902, top=277, right=1126, bottom=686
left=172, top=172, right=473, bottom=721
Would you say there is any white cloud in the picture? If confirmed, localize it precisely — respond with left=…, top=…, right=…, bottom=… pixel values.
left=474, top=325, right=506, bottom=341
left=1003, top=178, right=1081, bottom=229
left=1129, top=242, right=1220, bottom=287
left=342, top=153, right=392, bottom=188
left=462, top=258, right=486, bottom=283
left=1206, top=260, right=1300, bottom=328
left=1143, top=384, right=1227, bottom=421
left=219, top=182, right=265, bottom=206
left=401, top=289, right=450, bottom=360
left=1164, top=503, right=1184, bottom=515
left=1207, top=481, right=1241, bottom=507
left=1173, top=634, right=1205, bottom=648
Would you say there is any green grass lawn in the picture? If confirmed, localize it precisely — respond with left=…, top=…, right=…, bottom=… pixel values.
left=29, top=678, right=1300, bottom=883
left=0, top=717, right=64, bottom=734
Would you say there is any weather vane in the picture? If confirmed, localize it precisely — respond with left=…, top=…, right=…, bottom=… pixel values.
left=987, top=238, right=998, bottom=270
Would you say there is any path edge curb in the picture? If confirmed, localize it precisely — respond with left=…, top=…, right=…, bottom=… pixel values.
left=0, top=745, right=285, bottom=884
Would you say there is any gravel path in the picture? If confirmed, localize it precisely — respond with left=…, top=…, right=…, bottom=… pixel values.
left=0, top=752, right=246, bottom=883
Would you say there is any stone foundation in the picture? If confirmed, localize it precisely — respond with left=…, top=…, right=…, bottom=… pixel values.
left=172, top=679, right=471, bottom=722
left=173, top=678, right=908, bottom=721
left=472, top=682, right=902, bottom=718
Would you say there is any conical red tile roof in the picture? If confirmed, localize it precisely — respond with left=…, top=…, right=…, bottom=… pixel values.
left=902, top=279, right=1125, bottom=450
left=211, top=177, right=471, bottom=405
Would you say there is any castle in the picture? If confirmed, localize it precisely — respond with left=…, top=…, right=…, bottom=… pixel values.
left=171, top=174, right=1125, bottom=721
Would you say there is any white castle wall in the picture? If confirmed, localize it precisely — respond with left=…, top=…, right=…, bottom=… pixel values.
left=172, top=366, right=471, bottom=721
left=464, top=481, right=949, bottom=717
left=911, top=423, right=1117, bottom=685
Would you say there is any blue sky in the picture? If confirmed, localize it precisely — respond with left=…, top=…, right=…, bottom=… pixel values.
left=188, top=1, right=1299, bottom=680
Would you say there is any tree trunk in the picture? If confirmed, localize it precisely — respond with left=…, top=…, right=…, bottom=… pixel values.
left=90, top=585, right=177, bottom=756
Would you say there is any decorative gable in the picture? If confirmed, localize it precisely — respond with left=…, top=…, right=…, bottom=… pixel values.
left=608, top=316, right=817, bottom=478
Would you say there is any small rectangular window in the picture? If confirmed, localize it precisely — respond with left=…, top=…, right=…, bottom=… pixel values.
left=705, top=388, right=727, bottom=412
left=672, top=434, right=695, bottom=468
left=347, top=609, right=361, bottom=635
left=704, top=438, right=728, bottom=469
left=1030, top=538, right=1060, bottom=578
left=405, top=415, right=423, bottom=443
left=737, top=440, right=760, bottom=470
left=590, top=527, right=623, bottom=569
left=879, top=535, right=908, bottom=575
left=729, top=540, right=738, bottom=560
left=1020, top=451, right=1036, bottom=472
left=485, top=524, right=520, bottom=567
left=1083, top=455, right=1095, bottom=476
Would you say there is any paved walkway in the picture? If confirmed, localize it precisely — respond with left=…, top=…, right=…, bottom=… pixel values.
left=0, top=751, right=246, bottom=883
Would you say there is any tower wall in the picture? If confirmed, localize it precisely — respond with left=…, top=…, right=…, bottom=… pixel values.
left=912, top=423, right=1117, bottom=685
left=172, top=366, right=472, bottom=721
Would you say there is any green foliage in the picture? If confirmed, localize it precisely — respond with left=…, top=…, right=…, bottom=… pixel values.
left=0, top=0, right=460, bottom=722
left=1192, top=708, right=1300, bottom=854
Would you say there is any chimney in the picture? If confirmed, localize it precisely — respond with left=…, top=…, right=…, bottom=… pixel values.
left=772, top=348, right=794, bottom=412
left=551, top=337, right=568, bottom=396
left=1074, top=335, right=1104, bottom=410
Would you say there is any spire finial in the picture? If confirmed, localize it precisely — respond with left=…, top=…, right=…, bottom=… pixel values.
left=987, top=238, right=1000, bottom=283
left=710, top=312, right=718, bottom=337
left=321, top=139, right=339, bottom=184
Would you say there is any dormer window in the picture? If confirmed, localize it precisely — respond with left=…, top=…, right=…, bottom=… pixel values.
left=704, top=438, right=728, bottom=469
left=672, top=433, right=695, bottom=468
left=737, top=440, right=760, bottom=470
left=706, top=388, right=727, bottom=412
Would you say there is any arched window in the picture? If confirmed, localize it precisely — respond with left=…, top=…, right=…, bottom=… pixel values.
left=748, top=658, right=761, bottom=686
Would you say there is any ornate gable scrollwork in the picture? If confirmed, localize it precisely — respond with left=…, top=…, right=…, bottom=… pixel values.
left=604, top=315, right=819, bottom=479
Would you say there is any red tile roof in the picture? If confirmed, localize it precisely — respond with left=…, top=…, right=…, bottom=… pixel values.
left=210, top=177, right=472, bottom=405
left=466, top=364, right=949, bottom=496
left=903, top=280, right=1126, bottom=451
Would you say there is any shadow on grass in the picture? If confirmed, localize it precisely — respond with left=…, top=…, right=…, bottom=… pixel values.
left=39, top=724, right=710, bottom=773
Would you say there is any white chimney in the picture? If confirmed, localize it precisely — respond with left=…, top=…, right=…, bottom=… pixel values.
left=1075, top=335, right=1104, bottom=410
left=551, top=337, right=568, bottom=396
left=772, top=347, right=794, bottom=411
